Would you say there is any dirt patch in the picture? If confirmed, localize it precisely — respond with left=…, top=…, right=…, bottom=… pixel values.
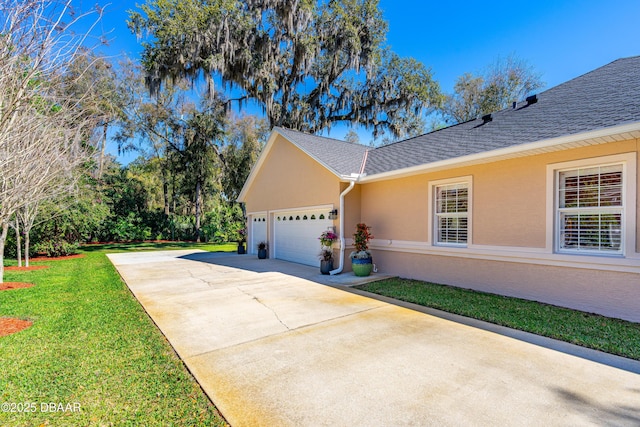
left=30, top=254, right=85, bottom=262
left=5, top=265, right=49, bottom=271
left=0, top=282, right=35, bottom=291
left=0, top=318, right=33, bottom=337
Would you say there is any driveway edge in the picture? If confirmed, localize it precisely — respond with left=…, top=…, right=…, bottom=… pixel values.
left=337, top=285, right=640, bottom=375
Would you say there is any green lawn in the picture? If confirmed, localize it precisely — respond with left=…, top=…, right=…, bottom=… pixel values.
left=81, top=241, right=238, bottom=253
left=356, top=278, right=640, bottom=361
left=0, top=243, right=232, bottom=426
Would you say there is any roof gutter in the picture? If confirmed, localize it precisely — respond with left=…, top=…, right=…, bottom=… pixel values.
left=330, top=174, right=361, bottom=275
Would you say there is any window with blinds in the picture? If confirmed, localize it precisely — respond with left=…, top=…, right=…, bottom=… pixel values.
left=435, top=182, right=468, bottom=246
left=557, top=164, right=623, bottom=254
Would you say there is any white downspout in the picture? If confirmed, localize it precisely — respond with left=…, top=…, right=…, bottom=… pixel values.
left=330, top=179, right=356, bottom=275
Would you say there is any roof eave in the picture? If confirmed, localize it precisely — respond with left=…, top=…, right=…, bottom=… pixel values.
left=360, top=122, right=640, bottom=183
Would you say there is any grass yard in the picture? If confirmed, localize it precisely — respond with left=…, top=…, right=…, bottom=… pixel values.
left=82, top=241, right=238, bottom=253
left=356, top=278, right=640, bottom=361
left=0, top=243, right=231, bottom=426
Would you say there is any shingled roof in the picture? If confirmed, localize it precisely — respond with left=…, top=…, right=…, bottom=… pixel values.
left=364, top=56, right=640, bottom=175
left=269, top=56, right=640, bottom=181
left=275, top=126, right=368, bottom=176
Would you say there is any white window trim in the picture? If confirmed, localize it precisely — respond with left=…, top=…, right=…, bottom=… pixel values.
left=428, top=176, right=473, bottom=247
left=545, top=153, right=636, bottom=257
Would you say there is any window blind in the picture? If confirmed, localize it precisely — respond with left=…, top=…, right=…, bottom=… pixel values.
left=435, top=183, right=468, bottom=245
left=558, top=164, right=623, bottom=253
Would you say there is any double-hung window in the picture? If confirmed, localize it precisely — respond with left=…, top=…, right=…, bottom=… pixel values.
left=434, top=181, right=469, bottom=246
left=557, top=164, right=623, bottom=254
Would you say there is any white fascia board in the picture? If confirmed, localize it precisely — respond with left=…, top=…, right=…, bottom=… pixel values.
left=359, top=122, right=640, bottom=183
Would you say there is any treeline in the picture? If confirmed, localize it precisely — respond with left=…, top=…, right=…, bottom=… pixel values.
left=2, top=0, right=543, bottom=268
left=7, top=112, right=268, bottom=259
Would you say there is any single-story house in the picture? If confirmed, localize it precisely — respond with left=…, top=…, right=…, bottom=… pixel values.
left=238, top=56, right=640, bottom=322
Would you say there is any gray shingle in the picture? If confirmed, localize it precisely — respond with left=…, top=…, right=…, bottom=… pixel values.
left=275, top=127, right=368, bottom=177
left=364, top=56, right=640, bottom=175
left=274, top=57, right=640, bottom=178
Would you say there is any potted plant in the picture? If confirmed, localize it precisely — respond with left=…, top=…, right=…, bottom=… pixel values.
left=350, top=223, right=374, bottom=276
left=257, top=241, right=268, bottom=259
left=237, top=227, right=246, bottom=254
left=318, top=230, right=338, bottom=274
left=319, top=248, right=334, bottom=274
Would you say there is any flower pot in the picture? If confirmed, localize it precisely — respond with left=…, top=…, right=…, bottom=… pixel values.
left=320, top=259, right=333, bottom=275
left=258, top=248, right=267, bottom=259
left=351, top=256, right=373, bottom=277
left=237, top=242, right=246, bottom=254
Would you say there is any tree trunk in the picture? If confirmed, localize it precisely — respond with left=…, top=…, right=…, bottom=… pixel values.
left=171, top=173, right=176, bottom=240
left=0, top=222, right=9, bottom=283
left=97, top=122, right=108, bottom=179
left=24, top=231, right=30, bottom=267
left=163, top=179, right=170, bottom=216
left=195, top=180, right=202, bottom=242
left=15, top=218, right=22, bottom=267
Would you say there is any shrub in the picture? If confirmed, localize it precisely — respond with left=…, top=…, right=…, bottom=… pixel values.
left=109, top=212, right=153, bottom=242
left=33, top=239, right=79, bottom=257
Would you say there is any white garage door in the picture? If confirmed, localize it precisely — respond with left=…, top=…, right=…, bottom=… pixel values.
left=273, top=209, right=334, bottom=267
left=250, top=214, right=267, bottom=255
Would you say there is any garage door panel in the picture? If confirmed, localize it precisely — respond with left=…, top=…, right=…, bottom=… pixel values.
left=274, top=209, right=333, bottom=267
left=250, top=215, right=267, bottom=255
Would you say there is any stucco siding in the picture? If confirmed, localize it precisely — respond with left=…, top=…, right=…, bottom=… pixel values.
left=243, top=135, right=341, bottom=213
left=360, top=163, right=548, bottom=248
left=242, top=135, right=342, bottom=254
left=360, top=176, right=429, bottom=242
left=472, top=160, right=546, bottom=248
left=360, top=138, right=639, bottom=250
left=242, top=130, right=639, bottom=320
left=342, top=183, right=362, bottom=244
left=368, top=249, right=640, bottom=322
left=356, top=139, right=639, bottom=322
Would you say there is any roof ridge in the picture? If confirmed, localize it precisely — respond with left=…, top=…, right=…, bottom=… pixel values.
left=359, top=149, right=369, bottom=175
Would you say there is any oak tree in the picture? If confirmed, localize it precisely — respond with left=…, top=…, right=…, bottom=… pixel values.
left=129, top=0, right=441, bottom=139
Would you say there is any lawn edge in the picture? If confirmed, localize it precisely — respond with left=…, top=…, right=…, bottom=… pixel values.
left=104, top=250, right=231, bottom=426
left=337, top=284, right=640, bottom=375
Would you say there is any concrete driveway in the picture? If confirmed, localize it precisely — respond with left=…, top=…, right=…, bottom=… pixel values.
left=108, top=250, right=640, bottom=426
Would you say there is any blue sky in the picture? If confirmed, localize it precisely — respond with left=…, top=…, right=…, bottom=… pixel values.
left=85, top=0, right=640, bottom=162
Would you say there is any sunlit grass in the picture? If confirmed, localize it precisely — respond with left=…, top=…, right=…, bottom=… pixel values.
left=81, top=241, right=238, bottom=253
left=0, top=244, right=231, bottom=426
left=357, top=278, right=640, bottom=361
